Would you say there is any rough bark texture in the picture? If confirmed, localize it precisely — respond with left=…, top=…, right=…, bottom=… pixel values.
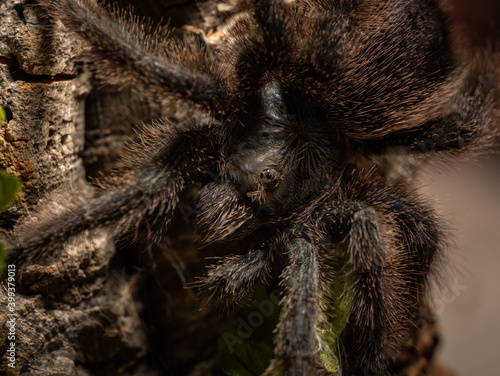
left=0, top=1, right=454, bottom=375
left=0, top=0, right=152, bottom=374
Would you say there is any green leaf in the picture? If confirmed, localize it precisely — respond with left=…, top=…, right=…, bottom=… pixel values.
left=0, top=169, right=21, bottom=271
left=0, top=169, right=22, bottom=212
left=317, top=244, right=354, bottom=372
left=0, top=106, right=5, bottom=125
left=318, top=329, right=340, bottom=373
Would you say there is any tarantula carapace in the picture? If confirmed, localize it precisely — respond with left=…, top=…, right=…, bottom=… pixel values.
left=6, top=0, right=500, bottom=374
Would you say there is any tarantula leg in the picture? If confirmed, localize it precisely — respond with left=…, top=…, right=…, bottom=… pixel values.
left=44, top=0, right=221, bottom=107
left=7, top=121, right=212, bottom=275
left=7, top=182, right=150, bottom=269
left=192, top=181, right=259, bottom=244
left=370, top=115, right=482, bottom=154
left=368, top=63, right=500, bottom=155
left=197, top=244, right=271, bottom=308
left=322, top=202, right=402, bottom=375
left=379, top=193, right=443, bottom=308
left=265, top=230, right=321, bottom=376
left=254, top=0, right=284, bottom=41
left=254, top=0, right=288, bottom=64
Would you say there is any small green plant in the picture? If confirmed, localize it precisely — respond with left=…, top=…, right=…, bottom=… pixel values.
left=0, top=169, right=21, bottom=212
left=0, top=105, right=5, bottom=126
left=0, top=169, right=22, bottom=269
left=318, top=277, right=352, bottom=372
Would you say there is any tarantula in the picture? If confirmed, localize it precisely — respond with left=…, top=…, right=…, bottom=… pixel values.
left=5, top=0, right=500, bottom=374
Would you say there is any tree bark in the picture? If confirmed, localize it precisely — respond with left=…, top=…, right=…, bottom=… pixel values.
left=0, top=1, right=153, bottom=375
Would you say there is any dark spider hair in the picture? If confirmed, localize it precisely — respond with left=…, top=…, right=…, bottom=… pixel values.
left=4, top=0, right=500, bottom=375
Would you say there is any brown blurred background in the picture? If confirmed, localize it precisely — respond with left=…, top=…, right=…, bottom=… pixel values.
left=420, top=154, right=500, bottom=375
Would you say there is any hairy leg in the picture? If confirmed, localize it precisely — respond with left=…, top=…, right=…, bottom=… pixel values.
left=265, top=229, right=321, bottom=376
left=7, top=121, right=213, bottom=274
left=366, top=59, right=500, bottom=156
left=384, top=193, right=443, bottom=288
left=44, top=0, right=223, bottom=107
left=322, top=201, right=402, bottom=375
left=254, top=0, right=288, bottom=63
left=197, top=244, right=271, bottom=309
left=318, top=168, right=443, bottom=374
